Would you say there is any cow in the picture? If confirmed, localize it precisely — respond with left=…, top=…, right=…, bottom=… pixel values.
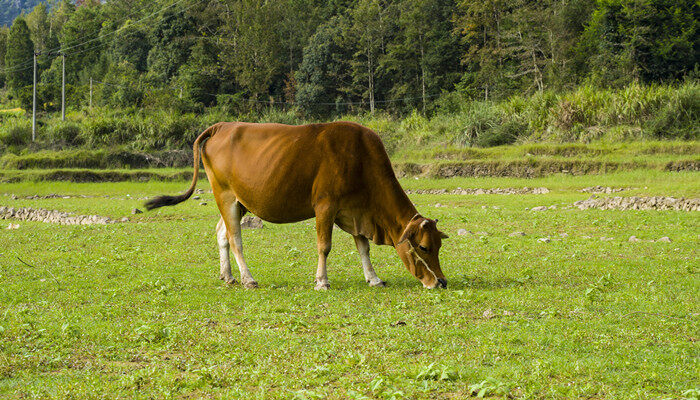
left=145, top=121, right=448, bottom=290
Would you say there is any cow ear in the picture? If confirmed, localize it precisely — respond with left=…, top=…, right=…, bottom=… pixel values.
left=439, top=230, right=449, bottom=239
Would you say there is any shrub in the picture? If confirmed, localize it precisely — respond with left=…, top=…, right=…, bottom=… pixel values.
left=453, top=102, right=502, bottom=147
left=45, top=121, right=83, bottom=146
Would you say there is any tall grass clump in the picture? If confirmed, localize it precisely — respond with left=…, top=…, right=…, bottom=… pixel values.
left=0, top=117, right=32, bottom=153
left=46, top=121, right=83, bottom=147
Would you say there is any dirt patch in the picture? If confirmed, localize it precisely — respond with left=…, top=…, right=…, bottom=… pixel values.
left=0, top=206, right=118, bottom=225
left=573, top=196, right=699, bottom=211
left=405, top=187, right=550, bottom=195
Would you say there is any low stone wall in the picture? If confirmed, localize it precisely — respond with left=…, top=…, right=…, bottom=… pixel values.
left=573, top=196, right=699, bottom=211
left=405, top=187, right=550, bottom=195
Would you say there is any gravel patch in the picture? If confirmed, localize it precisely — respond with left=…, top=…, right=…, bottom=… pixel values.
left=0, top=206, right=117, bottom=225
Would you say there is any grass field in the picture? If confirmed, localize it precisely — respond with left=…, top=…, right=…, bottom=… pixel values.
left=0, top=171, right=698, bottom=399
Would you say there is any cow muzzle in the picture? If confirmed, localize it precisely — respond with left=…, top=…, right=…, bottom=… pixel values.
left=437, top=278, right=447, bottom=288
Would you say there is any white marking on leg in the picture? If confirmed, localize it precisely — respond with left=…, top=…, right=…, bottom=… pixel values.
left=228, top=202, right=258, bottom=288
left=354, top=235, right=385, bottom=287
left=315, top=251, right=330, bottom=290
left=216, top=217, right=235, bottom=284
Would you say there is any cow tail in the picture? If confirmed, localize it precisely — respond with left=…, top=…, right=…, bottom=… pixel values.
left=144, top=124, right=218, bottom=211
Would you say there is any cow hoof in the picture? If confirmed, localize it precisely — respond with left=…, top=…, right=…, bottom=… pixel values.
left=314, top=282, right=330, bottom=291
left=242, top=280, right=259, bottom=289
left=220, top=275, right=236, bottom=285
left=368, top=279, right=386, bottom=287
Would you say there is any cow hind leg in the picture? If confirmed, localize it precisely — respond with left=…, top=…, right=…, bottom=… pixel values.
left=353, top=235, right=385, bottom=287
left=216, top=217, right=235, bottom=284
left=219, top=199, right=258, bottom=288
left=313, top=203, right=336, bottom=291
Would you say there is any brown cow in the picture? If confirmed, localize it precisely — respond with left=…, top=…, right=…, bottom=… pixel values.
left=145, top=122, right=448, bottom=289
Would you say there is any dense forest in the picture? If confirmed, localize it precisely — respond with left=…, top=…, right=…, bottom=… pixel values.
left=0, top=0, right=697, bottom=116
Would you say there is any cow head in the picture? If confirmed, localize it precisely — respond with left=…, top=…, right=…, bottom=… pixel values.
left=396, top=214, right=449, bottom=289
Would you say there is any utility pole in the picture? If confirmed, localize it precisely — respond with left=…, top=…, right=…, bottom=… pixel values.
left=89, top=78, right=93, bottom=109
left=32, top=52, right=37, bottom=142
left=61, top=52, right=65, bottom=121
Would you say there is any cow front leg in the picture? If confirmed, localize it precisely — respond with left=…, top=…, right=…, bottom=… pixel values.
left=216, top=217, right=235, bottom=284
left=353, top=235, right=385, bottom=287
left=313, top=204, right=336, bottom=291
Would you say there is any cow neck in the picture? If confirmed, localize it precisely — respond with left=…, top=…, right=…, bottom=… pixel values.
left=375, top=183, right=418, bottom=247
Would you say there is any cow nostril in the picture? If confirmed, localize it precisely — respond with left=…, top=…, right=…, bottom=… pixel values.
left=437, top=278, right=447, bottom=288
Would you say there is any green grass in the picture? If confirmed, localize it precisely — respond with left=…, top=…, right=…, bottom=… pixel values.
left=0, top=172, right=698, bottom=399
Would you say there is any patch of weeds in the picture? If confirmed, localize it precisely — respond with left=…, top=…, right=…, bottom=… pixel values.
left=291, top=389, right=325, bottom=400
left=347, top=389, right=371, bottom=399
left=61, top=322, right=81, bottom=339
left=134, top=323, right=172, bottom=343
left=585, top=273, right=615, bottom=301
left=681, top=388, right=699, bottom=400
left=468, top=378, right=511, bottom=398
left=415, top=362, right=459, bottom=382
left=191, top=366, right=227, bottom=389
left=370, top=377, right=406, bottom=399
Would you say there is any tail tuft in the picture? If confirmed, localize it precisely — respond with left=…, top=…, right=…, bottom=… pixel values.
left=144, top=194, right=189, bottom=210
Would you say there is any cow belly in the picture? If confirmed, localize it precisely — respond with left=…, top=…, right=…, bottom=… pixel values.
left=236, top=191, right=316, bottom=223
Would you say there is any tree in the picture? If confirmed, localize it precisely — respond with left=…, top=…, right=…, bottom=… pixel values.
left=4, top=17, right=34, bottom=93
left=147, top=7, right=196, bottom=83
left=384, top=0, right=463, bottom=112
left=216, top=0, right=285, bottom=99
left=60, top=2, right=104, bottom=82
left=110, top=20, right=149, bottom=72
left=26, top=3, right=60, bottom=70
left=296, top=17, right=352, bottom=115
left=347, top=0, right=393, bottom=113
left=0, top=26, right=8, bottom=87
left=579, top=0, right=699, bottom=85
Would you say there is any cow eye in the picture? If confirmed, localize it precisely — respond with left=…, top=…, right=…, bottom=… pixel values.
left=418, top=245, right=428, bottom=252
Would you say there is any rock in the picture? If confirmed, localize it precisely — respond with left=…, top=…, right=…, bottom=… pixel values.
left=502, top=310, right=514, bottom=316
left=241, top=216, right=263, bottom=229
left=657, top=236, right=672, bottom=243
left=559, top=233, right=569, bottom=238
left=629, top=236, right=641, bottom=242
left=537, top=237, right=551, bottom=243
left=6, top=223, right=19, bottom=229
left=600, top=236, right=614, bottom=241
left=531, top=206, right=548, bottom=211
left=193, top=196, right=201, bottom=200
left=457, top=228, right=469, bottom=236
left=476, top=231, right=489, bottom=237
left=509, top=231, right=526, bottom=237
left=548, top=205, right=557, bottom=210
left=120, top=217, right=130, bottom=223
left=482, top=309, right=495, bottom=320
left=199, top=202, right=208, bottom=206
left=434, top=203, right=442, bottom=208
left=131, top=208, right=142, bottom=214
left=195, top=189, right=204, bottom=194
